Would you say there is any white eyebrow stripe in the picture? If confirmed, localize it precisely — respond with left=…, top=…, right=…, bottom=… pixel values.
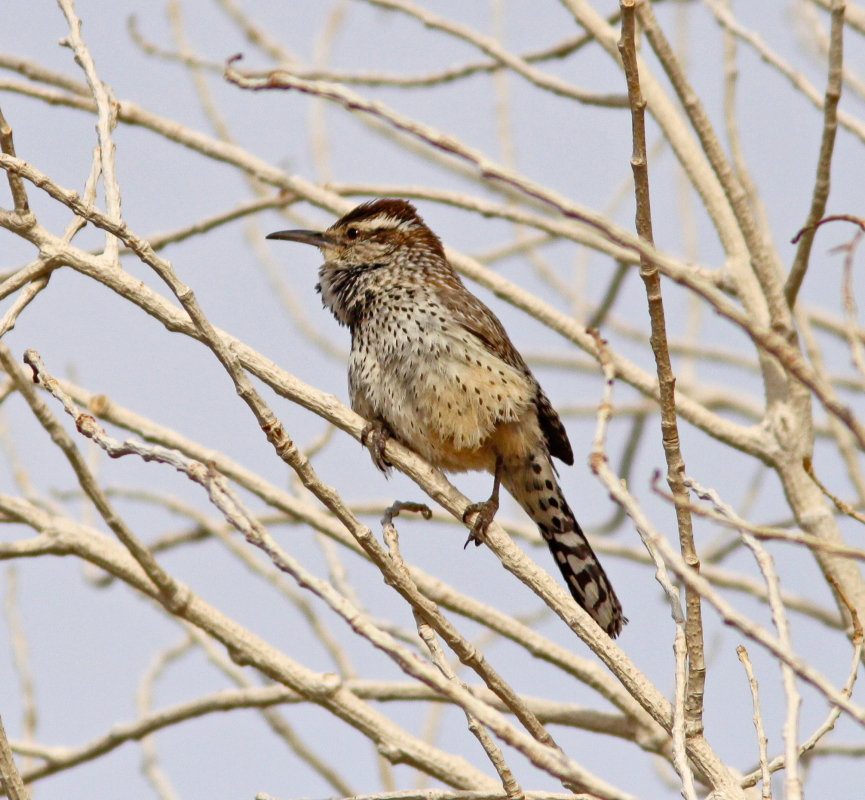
left=356, top=214, right=414, bottom=231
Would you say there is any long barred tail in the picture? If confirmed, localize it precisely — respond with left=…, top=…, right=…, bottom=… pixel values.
left=503, top=452, right=626, bottom=637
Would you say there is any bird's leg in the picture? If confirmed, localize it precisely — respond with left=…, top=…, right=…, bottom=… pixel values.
left=361, top=419, right=393, bottom=473
left=463, top=456, right=503, bottom=548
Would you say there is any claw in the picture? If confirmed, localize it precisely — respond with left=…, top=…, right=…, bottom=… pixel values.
left=462, top=496, right=499, bottom=548
left=462, top=455, right=503, bottom=548
left=361, top=420, right=393, bottom=474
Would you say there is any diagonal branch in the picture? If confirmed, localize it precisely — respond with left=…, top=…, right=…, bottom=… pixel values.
left=352, top=0, right=627, bottom=107
left=0, top=714, right=26, bottom=800
left=0, top=342, right=187, bottom=611
left=23, top=354, right=632, bottom=800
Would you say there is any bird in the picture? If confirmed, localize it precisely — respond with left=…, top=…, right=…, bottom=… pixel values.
left=267, top=199, right=625, bottom=637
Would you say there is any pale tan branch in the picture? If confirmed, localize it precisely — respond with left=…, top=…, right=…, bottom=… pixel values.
left=786, top=0, right=846, bottom=307
left=132, top=6, right=620, bottom=90
left=0, top=494, right=497, bottom=790
left=338, top=0, right=629, bottom=108
left=588, top=330, right=696, bottom=798
left=740, top=635, right=863, bottom=788
left=410, top=591, right=522, bottom=799
left=0, top=108, right=29, bottom=216
left=57, top=0, right=122, bottom=263
left=138, top=193, right=301, bottom=252
left=618, top=1, right=703, bottom=743
left=637, top=1, right=789, bottom=339
left=213, top=0, right=299, bottom=64
left=0, top=343, right=186, bottom=611
left=704, top=0, right=865, bottom=146
left=3, top=567, right=36, bottom=775
left=617, top=487, right=865, bottom=726
left=22, top=353, right=629, bottom=797
left=736, top=646, right=772, bottom=800
left=136, top=635, right=192, bottom=800
left=0, top=714, right=26, bottom=800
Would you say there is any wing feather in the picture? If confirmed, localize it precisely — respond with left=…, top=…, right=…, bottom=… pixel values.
left=434, top=280, right=574, bottom=465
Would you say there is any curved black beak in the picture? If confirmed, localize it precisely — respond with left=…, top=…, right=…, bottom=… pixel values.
left=266, top=229, right=334, bottom=247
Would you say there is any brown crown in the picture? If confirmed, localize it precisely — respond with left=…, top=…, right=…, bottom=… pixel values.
left=333, top=199, right=424, bottom=230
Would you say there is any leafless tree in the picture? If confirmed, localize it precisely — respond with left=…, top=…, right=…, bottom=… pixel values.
left=0, top=1, right=863, bottom=798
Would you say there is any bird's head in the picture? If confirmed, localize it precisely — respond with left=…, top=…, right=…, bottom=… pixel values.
left=266, top=198, right=444, bottom=269
left=267, top=199, right=447, bottom=324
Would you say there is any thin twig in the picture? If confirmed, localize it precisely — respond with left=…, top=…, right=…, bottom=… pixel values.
left=385, top=512, right=523, bottom=798
left=655, top=476, right=865, bottom=563
left=618, top=0, right=704, bottom=741
left=741, top=528, right=802, bottom=798
left=57, top=0, right=122, bottom=264
left=588, top=332, right=697, bottom=800
left=834, top=228, right=865, bottom=384
left=309, top=1, right=347, bottom=184
left=637, top=0, right=790, bottom=336
left=138, top=193, right=300, bottom=252
left=587, top=262, right=630, bottom=329
left=740, top=580, right=863, bottom=788
left=676, top=479, right=804, bottom=800
left=721, top=0, right=780, bottom=276
left=415, top=612, right=524, bottom=800
left=736, top=646, right=772, bottom=800
left=0, top=146, right=101, bottom=340
left=213, top=0, right=299, bottom=63
left=312, top=0, right=630, bottom=108
left=786, top=0, right=846, bottom=307
left=704, top=0, right=865, bottom=147
left=3, top=567, right=36, bottom=776
left=805, top=456, right=865, bottom=525
left=0, top=108, right=29, bottom=216
left=136, top=635, right=193, bottom=800
left=132, top=5, right=621, bottom=90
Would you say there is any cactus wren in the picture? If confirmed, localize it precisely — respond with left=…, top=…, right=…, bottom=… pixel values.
left=268, top=199, right=625, bottom=636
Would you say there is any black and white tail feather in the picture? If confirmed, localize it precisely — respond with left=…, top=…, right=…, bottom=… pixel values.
left=503, top=452, right=626, bottom=637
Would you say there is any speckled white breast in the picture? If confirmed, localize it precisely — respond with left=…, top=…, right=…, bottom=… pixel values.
left=348, top=287, right=533, bottom=470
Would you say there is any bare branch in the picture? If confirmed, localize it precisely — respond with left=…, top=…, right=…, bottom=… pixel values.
left=704, top=0, right=865, bottom=146
left=0, top=496, right=498, bottom=790
left=588, top=331, right=696, bottom=800
left=0, top=714, right=27, bottom=800
left=786, top=0, right=846, bottom=306
left=57, top=0, right=122, bottom=263
left=3, top=567, right=36, bottom=776
left=0, top=108, right=29, bottom=216
left=736, top=646, right=772, bottom=800
left=618, top=0, right=703, bottom=741
left=136, top=635, right=193, bottom=800
left=0, top=343, right=187, bottom=611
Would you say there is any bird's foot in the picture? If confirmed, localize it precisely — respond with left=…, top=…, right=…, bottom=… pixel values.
left=361, top=420, right=393, bottom=474
left=462, top=495, right=499, bottom=548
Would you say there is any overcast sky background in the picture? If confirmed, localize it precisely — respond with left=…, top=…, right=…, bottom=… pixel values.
left=1, top=1, right=865, bottom=798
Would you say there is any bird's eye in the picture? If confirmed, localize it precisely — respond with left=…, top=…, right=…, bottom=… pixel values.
left=346, top=227, right=359, bottom=240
